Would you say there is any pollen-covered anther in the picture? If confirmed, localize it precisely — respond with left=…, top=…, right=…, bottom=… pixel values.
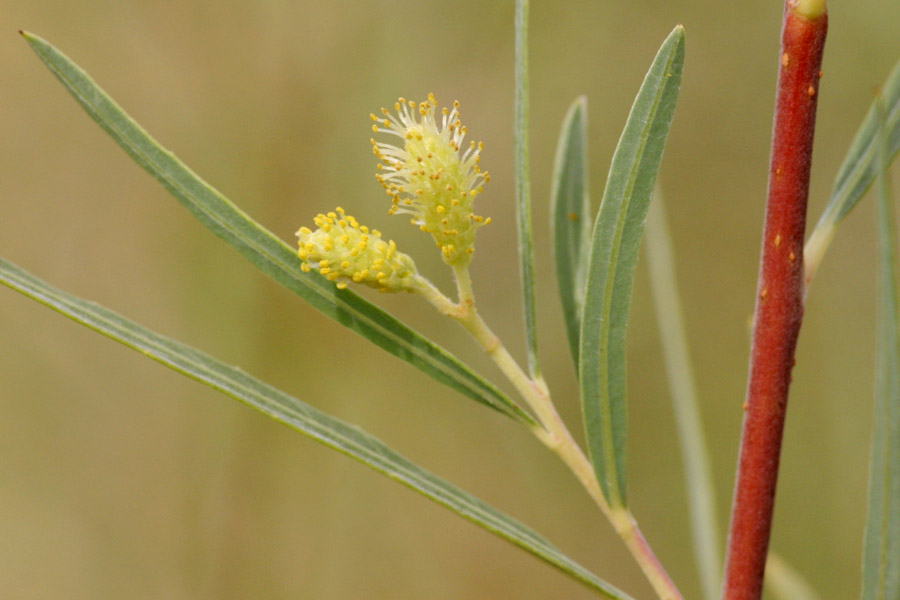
left=296, top=207, right=420, bottom=293
left=370, top=93, right=491, bottom=266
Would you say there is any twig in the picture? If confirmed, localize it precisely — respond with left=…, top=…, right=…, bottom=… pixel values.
left=722, top=2, right=828, bottom=598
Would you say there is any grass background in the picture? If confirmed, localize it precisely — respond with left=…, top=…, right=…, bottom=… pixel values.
left=2, top=1, right=899, bottom=598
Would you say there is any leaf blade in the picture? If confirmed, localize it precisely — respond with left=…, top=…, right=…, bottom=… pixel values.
left=824, top=57, right=900, bottom=224
left=20, top=31, right=531, bottom=425
left=514, top=0, right=540, bottom=377
left=805, top=55, right=900, bottom=278
left=645, top=190, right=721, bottom=600
left=579, top=26, right=685, bottom=507
left=0, top=256, right=632, bottom=600
left=550, top=96, right=591, bottom=368
left=861, top=93, right=900, bottom=600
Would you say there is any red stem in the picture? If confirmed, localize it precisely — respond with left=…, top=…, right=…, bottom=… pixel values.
left=722, top=3, right=827, bottom=599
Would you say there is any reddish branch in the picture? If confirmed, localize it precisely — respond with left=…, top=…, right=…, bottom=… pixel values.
left=722, top=2, right=828, bottom=599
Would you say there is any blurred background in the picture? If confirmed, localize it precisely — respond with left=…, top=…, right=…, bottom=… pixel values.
left=2, top=1, right=899, bottom=598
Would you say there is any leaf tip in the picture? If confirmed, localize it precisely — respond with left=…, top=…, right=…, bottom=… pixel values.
left=671, top=25, right=686, bottom=55
left=663, top=24, right=686, bottom=51
left=18, top=29, right=39, bottom=47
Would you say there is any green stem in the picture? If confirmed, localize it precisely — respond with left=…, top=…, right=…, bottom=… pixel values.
left=416, top=271, right=683, bottom=600
left=453, top=264, right=475, bottom=308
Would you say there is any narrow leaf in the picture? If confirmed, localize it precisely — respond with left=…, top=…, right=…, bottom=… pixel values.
left=20, top=31, right=531, bottom=425
left=820, top=56, right=900, bottom=225
left=0, top=256, right=632, bottom=600
left=550, top=96, right=591, bottom=368
left=514, top=0, right=540, bottom=377
left=579, top=26, right=685, bottom=507
left=805, top=55, right=900, bottom=281
left=645, top=190, right=720, bottom=600
left=861, top=93, right=900, bottom=600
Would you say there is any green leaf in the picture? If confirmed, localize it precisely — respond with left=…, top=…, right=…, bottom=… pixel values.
left=551, top=97, right=591, bottom=369
left=0, top=256, right=632, bottom=600
left=514, top=0, right=540, bottom=377
left=579, top=26, right=685, bottom=507
left=20, top=31, right=531, bottom=425
left=861, top=93, right=900, bottom=600
left=645, top=190, right=720, bottom=600
left=823, top=56, right=900, bottom=225
left=805, top=55, right=900, bottom=274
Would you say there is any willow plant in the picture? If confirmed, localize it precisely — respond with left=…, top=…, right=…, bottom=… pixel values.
left=5, top=1, right=900, bottom=599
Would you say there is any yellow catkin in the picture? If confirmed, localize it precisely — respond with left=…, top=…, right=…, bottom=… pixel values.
left=296, top=207, right=419, bottom=293
left=370, top=94, right=491, bottom=266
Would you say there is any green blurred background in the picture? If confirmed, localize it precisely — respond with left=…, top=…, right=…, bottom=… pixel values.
left=2, top=1, right=899, bottom=598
